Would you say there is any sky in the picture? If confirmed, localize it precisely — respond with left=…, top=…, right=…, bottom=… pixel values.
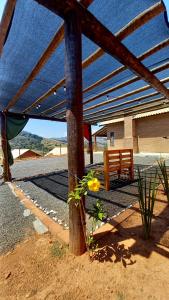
left=0, top=1, right=169, bottom=138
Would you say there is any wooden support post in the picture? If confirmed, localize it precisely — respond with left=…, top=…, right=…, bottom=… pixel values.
left=94, top=135, right=97, bottom=152
left=65, top=10, right=86, bottom=255
left=88, top=124, right=93, bottom=164
left=0, top=112, right=11, bottom=182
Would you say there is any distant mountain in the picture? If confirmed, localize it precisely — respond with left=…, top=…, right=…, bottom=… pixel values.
left=51, top=136, right=107, bottom=146
left=51, top=137, right=67, bottom=143
left=9, top=131, right=67, bottom=154
left=9, top=131, right=107, bottom=154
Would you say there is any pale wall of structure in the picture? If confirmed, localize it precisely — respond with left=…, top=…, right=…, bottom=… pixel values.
left=107, top=122, right=124, bottom=149
left=136, top=113, right=169, bottom=153
left=106, top=113, right=169, bottom=153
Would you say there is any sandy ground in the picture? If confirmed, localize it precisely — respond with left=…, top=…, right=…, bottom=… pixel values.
left=0, top=187, right=169, bottom=300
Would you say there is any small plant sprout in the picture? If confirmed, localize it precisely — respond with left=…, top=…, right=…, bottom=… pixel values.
left=137, top=168, right=158, bottom=240
left=87, top=199, right=107, bottom=257
left=157, top=159, right=169, bottom=204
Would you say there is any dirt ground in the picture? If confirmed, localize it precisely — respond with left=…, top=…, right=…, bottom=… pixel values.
left=0, top=190, right=169, bottom=300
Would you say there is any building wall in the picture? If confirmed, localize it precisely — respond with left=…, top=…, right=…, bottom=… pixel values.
left=46, top=147, right=67, bottom=156
left=136, top=113, right=169, bottom=153
left=106, top=113, right=169, bottom=153
left=107, top=122, right=124, bottom=149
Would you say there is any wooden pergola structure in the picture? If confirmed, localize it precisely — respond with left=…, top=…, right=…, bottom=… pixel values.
left=0, top=0, right=169, bottom=255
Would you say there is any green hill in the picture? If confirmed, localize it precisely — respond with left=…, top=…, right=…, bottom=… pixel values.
left=9, top=131, right=66, bottom=154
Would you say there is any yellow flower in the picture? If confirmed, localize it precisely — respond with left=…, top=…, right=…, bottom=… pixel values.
left=87, top=178, right=100, bottom=192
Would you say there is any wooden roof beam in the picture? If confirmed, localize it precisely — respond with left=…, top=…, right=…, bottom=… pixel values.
left=6, top=111, right=66, bottom=122
left=84, top=70, right=169, bottom=114
left=46, top=63, right=169, bottom=118
left=87, top=98, right=167, bottom=124
left=23, top=1, right=165, bottom=114
left=85, top=96, right=166, bottom=122
left=5, top=0, right=94, bottom=111
left=84, top=60, right=169, bottom=106
left=85, top=77, right=169, bottom=119
left=84, top=62, right=169, bottom=116
left=0, top=0, right=16, bottom=55
left=40, top=38, right=169, bottom=116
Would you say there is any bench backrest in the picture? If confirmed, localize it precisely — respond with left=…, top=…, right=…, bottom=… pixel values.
left=104, top=149, right=133, bottom=173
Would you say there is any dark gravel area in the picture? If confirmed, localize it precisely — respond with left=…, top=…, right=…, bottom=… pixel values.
left=13, top=154, right=169, bottom=231
left=0, top=182, right=36, bottom=254
left=15, top=170, right=139, bottom=228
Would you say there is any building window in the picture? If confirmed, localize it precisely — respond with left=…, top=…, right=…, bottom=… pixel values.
left=110, top=132, right=115, bottom=146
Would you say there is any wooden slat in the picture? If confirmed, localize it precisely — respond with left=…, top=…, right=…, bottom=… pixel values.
left=108, top=166, right=120, bottom=172
left=5, top=111, right=66, bottom=122
left=0, top=0, right=16, bottom=55
left=43, top=39, right=169, bottom=117
left=121, top=154, right=132, bottom=158
left=121, top=159, right=132, bottom=164
left=85, top=76, right=169, bottom=121
left=108, top=155, right=120, bottom=160
left=106, top=149, right=121, bottom=154
left=90, top=97, right=167, bottom=124
left=6, top=0, right=94, bottom=112
left=84, top=39, right=169, bottom=94
left=85, top=96, right=165, bottom=121
left=85, top=91, right=160, bottom=118
left=120, top=149, right=132, bottom=153
left=84, top=61, right=169, bottom=107
left=23, top=1, right=165, bottom=114
left=108, top=161, right=120, bottom=166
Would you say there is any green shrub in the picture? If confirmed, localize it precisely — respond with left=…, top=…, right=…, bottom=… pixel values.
left=137, top=168, right=157, bottom=239
left=157, top=159, right=169, bottom=204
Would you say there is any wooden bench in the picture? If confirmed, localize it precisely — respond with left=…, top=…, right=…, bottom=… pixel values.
left=103, top=149, right=134, bottom=191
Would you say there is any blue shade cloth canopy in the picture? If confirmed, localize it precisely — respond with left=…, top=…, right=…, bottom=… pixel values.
left=0, top=0, right=169, bottom=124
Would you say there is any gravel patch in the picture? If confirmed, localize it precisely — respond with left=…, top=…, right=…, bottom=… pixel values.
left=11, top=153, right=103, bottom=180
left=0, top=183, right=36, bottom=254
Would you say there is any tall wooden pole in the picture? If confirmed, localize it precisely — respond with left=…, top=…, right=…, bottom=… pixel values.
left=94, top=135, right=97, bottom=152
left=0, top=112, right=11, bottom=182
left=88, top=124, right=93, bottom=164
left=65, top=10, right=86, bottom=255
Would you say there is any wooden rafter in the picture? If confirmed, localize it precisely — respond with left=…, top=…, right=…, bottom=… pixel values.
left=5, top=0, right=93, bottom=112
left=86, top=96, right=166, bottom=122
left=83, top=62, right=169, bottom=117
left=6, top=112, right=66, bottom=122
left=84, top=75, right=169, bottom=113
left=50, top=76, right=169, bottom=120
left=40, top=38, right=169, bottom=116
left=46, top=62, right=169, bottom=118
left=87, top=97, right=167, bottom=124
left=84, top=61, right=169, bottom=106
left=0, top=0, right=16, bottom=55
left=85, top=91, right=161, bottom=118
left=23, top=1, right=165, bottom=114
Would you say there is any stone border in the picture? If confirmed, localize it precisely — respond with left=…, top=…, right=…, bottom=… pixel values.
left=8, top=180, right=139, bottom=246
left=7, top=182, right=69, bottom=245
